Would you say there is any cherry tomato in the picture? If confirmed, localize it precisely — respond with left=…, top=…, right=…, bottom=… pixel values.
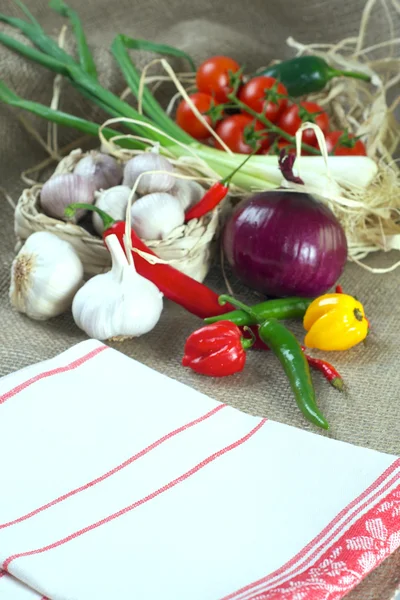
left=215, top=115, right=262, bottom=154
left=238, top=76, right=288, bottom=123
left=325, top=130, right=367, bottom=156
left=277, top=101, right=330, bottom=147
left=176, top=92, right=217, bottom=140
left=254, top=120, right=271, bottom=151
left=196, top=56, right=241, bottom=103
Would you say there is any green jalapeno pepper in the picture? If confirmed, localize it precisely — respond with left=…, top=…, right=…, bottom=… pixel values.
left=205, top=297, right=313, bottom=327
left=259, top=55, right=371, bottom=97
left=219, top=295, right=329, bottom=430
left=258, top=318, right=329, bottom=429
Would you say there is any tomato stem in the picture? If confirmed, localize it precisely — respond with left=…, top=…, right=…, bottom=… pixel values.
left=227, top=93, right=321, bottom=156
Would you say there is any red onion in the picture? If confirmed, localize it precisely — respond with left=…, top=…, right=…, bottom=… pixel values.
left=223, top=191, right=347, bottom=297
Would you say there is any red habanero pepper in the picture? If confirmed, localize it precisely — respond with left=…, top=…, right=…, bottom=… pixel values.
left=65, top=203, right=234, bottom=320
left=184, top=151, right=255, bottom=222
left=182, top=321, right=254, bottom=377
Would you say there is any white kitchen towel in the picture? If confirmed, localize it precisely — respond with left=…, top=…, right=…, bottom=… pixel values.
left=0, top=340, right=399, bottom=600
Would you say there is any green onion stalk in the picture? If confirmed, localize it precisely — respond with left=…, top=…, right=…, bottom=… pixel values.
left=0, top=0, right=377, bottom=191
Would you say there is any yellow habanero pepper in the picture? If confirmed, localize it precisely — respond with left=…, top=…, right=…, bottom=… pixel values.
left=303, top=293, right=369, bottom=351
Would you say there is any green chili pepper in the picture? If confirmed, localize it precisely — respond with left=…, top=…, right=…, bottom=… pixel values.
left=258, top=318, right=329, bottom=430
left=204, top=297, right=313, bottom=327
left=219, top=295, right=329, bottom=430
left=259, top=55, right=371, bottom=97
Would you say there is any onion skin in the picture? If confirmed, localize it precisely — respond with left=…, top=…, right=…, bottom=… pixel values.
left=223, top=191, right=348, bottom=298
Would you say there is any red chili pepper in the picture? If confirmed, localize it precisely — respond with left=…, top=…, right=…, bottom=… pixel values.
left=185, top=181, right=229, bottom=221
left=301, top=347, right=345, bottom=391
left=65, top=203, right=234, bottom=320
left=182, top=321, right=254, bottom=377
left=184, top=151, right=255, bottom=222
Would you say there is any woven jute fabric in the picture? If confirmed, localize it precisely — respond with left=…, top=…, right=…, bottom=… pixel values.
left=1, top=0, right=399, bottom=597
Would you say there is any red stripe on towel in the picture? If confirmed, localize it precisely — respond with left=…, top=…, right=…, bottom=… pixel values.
left=3, top=419, right=266, bottom=570
left=0, top=404, right=226, bottom=529
left=223, top=458, right=400, bottom=600
left=246, top=480, right=400, bottom=599
left=0, top=346, right=108, bottom=405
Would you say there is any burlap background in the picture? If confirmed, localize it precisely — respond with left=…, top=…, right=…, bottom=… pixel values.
left=1, top=0, right=400, bottom=597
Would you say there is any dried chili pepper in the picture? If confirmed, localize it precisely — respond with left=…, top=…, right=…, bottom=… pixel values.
left=303, top=293, right=369, bottom=351
left=184, top=151, right=254, bottom=222
left=259, top=55, right=371, bottom=97
left=182, top=321, right=254, bottom=377
left=219, top=295, right=329, bottom=430
left=301, top=348, right=344, bottom=391
left=65, top=204, right=234, bottom=320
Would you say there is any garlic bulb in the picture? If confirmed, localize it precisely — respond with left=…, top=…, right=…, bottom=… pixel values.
left=130, top=193, right=185, bottom=240
left=170, top=179, right=205, bottom=210
left=74, top=151, right=123, bottom=190
left=40, top=173, right=95, bottom=222
left=122, top=154, right=175, bottom=194
left=10, top=232, right=84, bottom=320
left=72, top=234, right=163, bottom=341
left=92, top=185, right=134, bottom=235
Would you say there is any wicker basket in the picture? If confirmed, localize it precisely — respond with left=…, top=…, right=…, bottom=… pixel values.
left=14, top=149, right=224, bottom=281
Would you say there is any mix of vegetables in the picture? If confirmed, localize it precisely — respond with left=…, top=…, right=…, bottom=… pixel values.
left=175, top=55, right=368, bottom=157
left=39, top=151, right=208, bottom=240
left=0, top=0, right=378, bottom=194
left=2, top=0, right=375, bottom=430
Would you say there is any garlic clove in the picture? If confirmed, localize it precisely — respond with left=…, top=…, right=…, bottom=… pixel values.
left=170, top=179, right=205, bottom=210
left=72, top=234, right=163, bottom=340
left=10, top=231, right=84, bottom=320
left=130, top=192, right=185, bottom=240
left=40, top=173, right=95, bottom=222
left=74, top=151, right=123, bottom=191
left=122, top=153, right=175, bottom=195
left=92, top=185, right=135, bottom=235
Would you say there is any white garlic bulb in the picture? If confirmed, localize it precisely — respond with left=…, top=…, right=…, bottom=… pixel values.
left=74, top=151, right=123, bottom=190
left=170, top=179, right=205, bottom=210
left=92, top=186, right=135, bottom=235
left=10, top=232, right=84, bottom=320
left=40, top=173, right=95, bottom=222
left=72, top=234, right=163, bottom=341
left=130, top=192, right=185, bottom=240
left=122, top=153, right=175, bottom=195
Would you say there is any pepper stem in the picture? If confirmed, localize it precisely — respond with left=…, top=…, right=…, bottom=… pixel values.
left=241, top=326, right=256, bottom=350
left=64, top=203, right=116, bottom=230
left=218, top=294, right=259, bottom=322
left=219, top=150, right=257, bottom=186
left=330, top=68, right=371, bottom=83
left=354, top=308, right=364, bottom=322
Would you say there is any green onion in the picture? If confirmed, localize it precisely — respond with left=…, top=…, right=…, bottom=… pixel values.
left=0, top=10, right=74, bottom=64
left=114, top=36, right=196, bottom=72
left=111, top=35, right=193, bottom=143
left=0, top=30, right=70, bottom=74
left=0, top=2, right=378, bottom=193
left=0, top=81, right=145, bottom=151
left=49, top=0, right=98, bottom=78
